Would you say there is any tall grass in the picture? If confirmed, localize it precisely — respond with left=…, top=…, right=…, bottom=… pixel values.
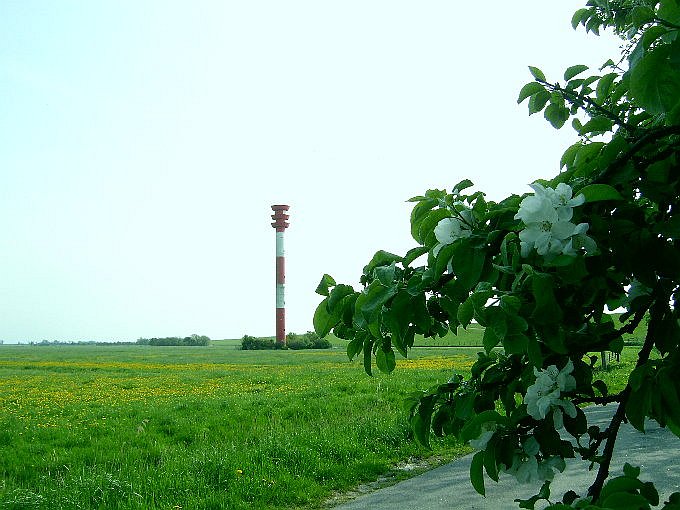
left=0, top=344, right=474, bottom=509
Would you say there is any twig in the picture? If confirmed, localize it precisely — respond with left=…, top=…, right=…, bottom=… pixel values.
left=536, top=78, right=635, bottom=133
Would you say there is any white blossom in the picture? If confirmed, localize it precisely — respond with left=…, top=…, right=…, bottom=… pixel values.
left=518, top=219, right=577, bottom=258
left=433, top=210, right=473, bottom=256
left=502, top=453, right=566, bottom=484
left=553, top=182, right=586, bottom=221
left=506, top=454, right=541, bottom=484
left=434, top=217, right=471, bottom=245
left=524, top=360, right=577, bottom=423
left=514, top=183, right=594, bottom=259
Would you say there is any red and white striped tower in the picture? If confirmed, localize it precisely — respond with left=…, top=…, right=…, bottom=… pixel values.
left=270, top=205, right=290, bottom=346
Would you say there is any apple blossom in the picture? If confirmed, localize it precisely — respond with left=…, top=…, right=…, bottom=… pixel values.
left=524, top=360, right=577, bottom=423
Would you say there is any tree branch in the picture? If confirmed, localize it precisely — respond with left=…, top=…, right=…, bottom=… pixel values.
left=587, top=286, right=666, bottom=500
left=598, top=125, right=680, bottom=181
left=572, top=393, right=623, bottom=406
left=654, top=16, right=680, bottom=31
left=600, top=296, right=652, bottom=344
left=537, top=79, right=636, bottom=133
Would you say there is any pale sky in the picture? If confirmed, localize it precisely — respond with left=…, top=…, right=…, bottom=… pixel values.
left=0, top=1, right=623, bottom=343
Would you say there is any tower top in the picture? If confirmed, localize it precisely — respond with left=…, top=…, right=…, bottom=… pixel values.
left=271, top=204, right=290, bottom=231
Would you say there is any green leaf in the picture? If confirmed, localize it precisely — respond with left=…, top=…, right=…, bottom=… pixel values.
left=527, top=335, right=543, bottom=367
left=376, top=345, right=396, bottom=374
left=626, top=384, right=652, bottom=432
left=470, top=451, right=486, bottom=496
left=460, top=410, right=505, bottom=442
left=355, top=280, right=398, bottom=325
left=483, top=307, right=507, bottom=353
left=315, top=274, right=336, bottom=296
left=411, top=413, right=431, bottom=448
left=560, top=142, right=582, bottom=169
left=327, top=284, right=355, bottom=311
left=403, top=246, right=429, bottom=267
left=500, top=295, right=522, bottom=315
left=564, top=65, right=589, bottom=81
left=457, top=297, right=474, bottom=327
left=631, top=5, right=655, bottom=27
left=363, top=337, right=373, bottom=376
left=641, top=25, right=668, bottom=50
left=410, top=199, right=438, bottom=243
left=363, top=250, right=402, bottom=276
left=571, top=8, right=590, bottom=29
left=528, top=66, right=546, bottom=81
left=347, top=335, right=364, bottom=360
left=596, top=72, right=618, bottom=101
left=451, top=244, right=486, bottom=291
left=658, top=0, right=680, bottom=25
left=416, top=208, right=451, bottom=246
left=434, top=243, right=457, bottom=280
left=544, top=104, right=569, bottom=129
left=374, top=263, right=396, bottom=286
left=599, top=492, right=650, bottom=509
left=599, top=475, right=645, bottom=501
left=563, top=406, right=588, bottom=437
left=578, top=116, right=614, bottom=135
left=518, top=82, right=546, bottom=104
left=640, top=481, right=659, bottom=506
left=578, top=183, right=623, bottom=202
left=313, top=299, right=340, bottom=337
left=453, top=179, right=474, bottom=193
left=630, top=45, right=680, bottom=115
left=623, top=463, right=641, bottom=479
left=652, top=216, right=680, bottom=239
left=585, top=15, right=601, bottom=35
left=439, top=296, right=461, bottom=328
left=573, top=141, right=604, bottom=172
left=531, top=273, right=563, bottom=325
left=528, top=89, right=551, bottom=114
left=483, top=444, right=499, bottom=482
left=412, top=293, right=432, bottom=333
left=384, top=291, right=413, bottom=357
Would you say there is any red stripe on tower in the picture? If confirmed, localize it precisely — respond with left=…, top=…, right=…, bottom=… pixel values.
left=271, top=205, right=290, bottom=346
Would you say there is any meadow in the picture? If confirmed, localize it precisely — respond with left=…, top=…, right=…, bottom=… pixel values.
left=0, top=339, right=477, bottom=510
left=0, top=334, right=642, bottom=510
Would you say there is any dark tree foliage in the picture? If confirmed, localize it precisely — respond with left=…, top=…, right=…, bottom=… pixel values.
left=316, top=1, right=680, bottom=508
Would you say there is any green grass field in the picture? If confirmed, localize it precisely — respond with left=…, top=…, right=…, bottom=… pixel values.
left=0, top=342, right=477, bottom=510
left=0, top=334, right=643, bottom=510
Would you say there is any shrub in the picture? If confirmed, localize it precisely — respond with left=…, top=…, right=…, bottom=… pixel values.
left=136, top=335, right=210, bottom=346
left=286, top=331, right=331, bottom=350
left=240, top=332, right=331, bottom=350
left=241, top=335, right=277, bottom=350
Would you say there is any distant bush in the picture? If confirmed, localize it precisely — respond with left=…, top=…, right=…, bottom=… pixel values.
left=136, top=334, right=210, bottom=346
left=241, top=335, right=279, bottom=350
left=31, top=340, right=135, bottom=346
left=240, top=332, right=331, bottom=350
left=286, top=331, right=331, bottom=350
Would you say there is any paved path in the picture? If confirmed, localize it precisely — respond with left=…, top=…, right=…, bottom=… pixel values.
left=333, top=405, right=680, bottom=509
